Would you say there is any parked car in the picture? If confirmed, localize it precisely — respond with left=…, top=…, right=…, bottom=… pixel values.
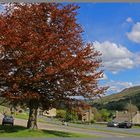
left=2, top=115, right=14, bottom=126
left=107, top=121, right=118, bottom=127
left=118, top=121, right=132, bottom=128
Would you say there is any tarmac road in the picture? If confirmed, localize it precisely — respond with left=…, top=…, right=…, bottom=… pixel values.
left=38, top=115, right=140, bottom=136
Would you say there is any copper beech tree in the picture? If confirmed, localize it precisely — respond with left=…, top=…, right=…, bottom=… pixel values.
left=0, top=3, right=107, bottom=129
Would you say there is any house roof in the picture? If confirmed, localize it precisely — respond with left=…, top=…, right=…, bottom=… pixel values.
left=114, top=111, right=136, bottom=122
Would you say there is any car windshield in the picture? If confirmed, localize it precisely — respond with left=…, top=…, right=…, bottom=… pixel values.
left=4, top=116, right=13, bottom=119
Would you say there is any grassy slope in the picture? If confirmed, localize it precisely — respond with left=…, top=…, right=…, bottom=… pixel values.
left=95, top=86, right=140, bottom=103
left=92, top=85, right=140, bottom=110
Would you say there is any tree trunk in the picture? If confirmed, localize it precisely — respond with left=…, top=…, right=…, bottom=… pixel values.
left=27, top=100, right=38, bottom=129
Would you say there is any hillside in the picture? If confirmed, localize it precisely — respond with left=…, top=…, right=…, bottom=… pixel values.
left=91, top=85, right=140, bottom=111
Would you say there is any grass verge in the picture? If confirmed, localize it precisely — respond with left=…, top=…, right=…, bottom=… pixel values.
left=0, top=125, right=99, bottom=138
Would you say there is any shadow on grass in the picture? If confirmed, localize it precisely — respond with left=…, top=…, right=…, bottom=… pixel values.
left=41, top=129, right=78, bottom=137
left=0, top=125, right=26, bottom=133
left=0, top=125, right=80, bottom=137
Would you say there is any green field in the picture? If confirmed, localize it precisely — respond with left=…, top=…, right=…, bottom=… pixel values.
left=0, top=125, right=98, bottom=138
left=14, top=113, right=29, bottom=120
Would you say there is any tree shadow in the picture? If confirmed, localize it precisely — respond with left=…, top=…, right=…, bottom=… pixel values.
left=0, top=125, right=26, bottom=133
left=41, top=129, right=78, bottom=137
left=0, top=125, right=79, bottom=137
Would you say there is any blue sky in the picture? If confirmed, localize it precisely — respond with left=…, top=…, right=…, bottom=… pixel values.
left=0, top=3, right=140, bottom=95
left=77, top=3, right=140, bottom=94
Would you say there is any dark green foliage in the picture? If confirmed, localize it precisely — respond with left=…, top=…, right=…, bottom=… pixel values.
left=65, top=110, right=78, bottom=122
left=104, top=100, right=127, bottom=111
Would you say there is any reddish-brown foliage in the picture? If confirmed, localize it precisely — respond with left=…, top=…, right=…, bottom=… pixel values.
left=0, top=3, right=107, bottom=114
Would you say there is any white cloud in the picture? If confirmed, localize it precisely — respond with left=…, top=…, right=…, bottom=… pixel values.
left=127, top=22, right=140, bottom=43
left=117, top=81, right=133, bottom=88
left=126, top=17, right=133, bottom=23
left=92, top=41, right=140, bottom=73
left=105, top=80, right=134, bottom=95
left=133, top=53, right=140, bottom=66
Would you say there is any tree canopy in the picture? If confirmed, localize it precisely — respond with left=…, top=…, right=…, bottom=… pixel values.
left=0, top=3, right=107, bottom=129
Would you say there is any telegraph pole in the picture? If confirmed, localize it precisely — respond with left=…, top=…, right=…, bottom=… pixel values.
left=129, top=96, right=133, bottom=123
left=128, top=86, right=132, bottom=123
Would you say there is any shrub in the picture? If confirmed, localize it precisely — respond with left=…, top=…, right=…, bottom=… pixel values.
left=56, top=109, right=66, bottom=119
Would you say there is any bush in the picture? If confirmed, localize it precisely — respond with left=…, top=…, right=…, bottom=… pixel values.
left=90, top=119, right=96, bottom=124
left=100, top=109, right=110, bottom=122
left=65, top=110, right=78, bottom=122
left=56, top=109, right=66, bottom=119
left=94, top=112, right=102, bottom=122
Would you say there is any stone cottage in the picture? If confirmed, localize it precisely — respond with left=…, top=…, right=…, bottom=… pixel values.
left=114, top=111, right=140, bottom=124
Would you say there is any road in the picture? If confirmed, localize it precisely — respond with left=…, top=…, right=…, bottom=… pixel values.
left=38, top=116, right=140, bottom=135
left=67, top=123, right=140, bottom=134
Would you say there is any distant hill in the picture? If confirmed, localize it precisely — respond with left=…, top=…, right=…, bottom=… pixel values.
left=91, top=85, right=140, bottom=111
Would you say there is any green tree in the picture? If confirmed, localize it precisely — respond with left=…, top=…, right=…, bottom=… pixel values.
left=100, top=109, right=110, bottom=122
